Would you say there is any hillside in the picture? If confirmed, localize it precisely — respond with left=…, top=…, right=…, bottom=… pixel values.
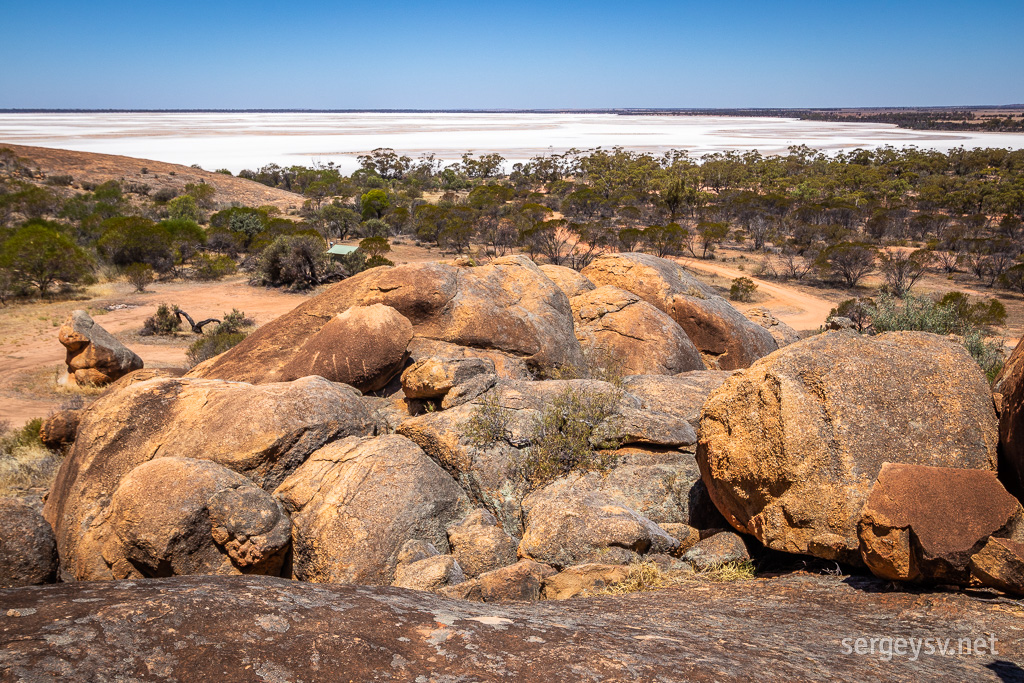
left=0, top=143, right=304, bottom=213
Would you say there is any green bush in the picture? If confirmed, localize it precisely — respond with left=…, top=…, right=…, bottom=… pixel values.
left=251, top=235, right=339, bottom=290
left=141, top=303, right=181, bottom=336
left=122, top=262, right=154, bottom=292
left=184, top=309, right=253, bottom=367
left=523, top=386, right=622, bottom=486
left=192, top=253, right=237, bottom=281
left=729, top=276, right=758, bottom=302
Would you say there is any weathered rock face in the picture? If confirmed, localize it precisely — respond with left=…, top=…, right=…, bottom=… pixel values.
left=745, top=307, right=801, bottom=347
left=406, top=338, right=531, bottom=381
left=0, top=499, right=57, bottom=588
left=401, top=357, right=494, bottom=400
left=278, top=304, right=414, bottom=392
left=857, top=463, right=1023, bottom=584
left=274, top=435, right=471, bottom=585
left=107, top=457, right=290, bottom=579
left=43, top=376, right=374, bottom=581
left=994, top=335, right=1024, bottom=501
left=970, top=537, right=1024, bottom=595
left=446, top=509, right=518, bottom=579
left=1, top=574, right=1017, bottom=681
left=39, top=409, right=81, bottom=450
left=570, top=286, right=705, bottom=376
left=581, top=253, right=777, bottom=369
left=539, top=264, right=596, bottom=299
left=621, top=371, right=734, bottom=429
left=542, top=563, right=632, bottom=600
left=397, top=379, right=697, bottom=534
left=103, top=367, right=185, bottom=394
left=519, top=487, right=679, bottom=569
left=698, top=331, right=999, bottom=565
left=58, top=310, right=143, bottom=386
left=189, top=256, right=583, bottom=382
left=681, top=531, right=751, bottom=571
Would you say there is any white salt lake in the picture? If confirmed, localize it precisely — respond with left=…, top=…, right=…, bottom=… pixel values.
left=1, top=111, right=1023, bottom=174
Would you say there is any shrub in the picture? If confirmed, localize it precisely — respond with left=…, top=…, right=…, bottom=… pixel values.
left=523, top=386, right=622, bottom=486
left=45, top=174, right=73, bottom=186
left=191, top=253, right=237, bottom=281
left=0, top=223, right=95, bottom=295
left=184, top=309, right=253, bottom=367
left=729, top=276, right=757, bottom=302
left=141, top=303, right=181, bottom=336
left=152, top=187, right=178, bottom=203
left=251, top=235, right=339, bottom=290
left=963, top=331, right=1005, bottom=383
left=123, top=262, right=154, bottom=292
left=464, top=391, right=514, bottom=448
left=168, top=195, right=200, bottom=222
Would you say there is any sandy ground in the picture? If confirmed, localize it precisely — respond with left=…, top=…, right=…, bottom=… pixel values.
left=0, top=277, right=309, bottom=427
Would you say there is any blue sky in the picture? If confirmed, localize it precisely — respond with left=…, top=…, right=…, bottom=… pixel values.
left=3, top=0, right=1022, bottom=109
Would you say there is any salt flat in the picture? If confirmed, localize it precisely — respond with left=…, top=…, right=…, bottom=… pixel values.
left=1, top=111, right=1023, bottom=174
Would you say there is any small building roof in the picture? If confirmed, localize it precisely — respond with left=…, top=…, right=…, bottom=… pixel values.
left=326, top=244, right=359, bottom=255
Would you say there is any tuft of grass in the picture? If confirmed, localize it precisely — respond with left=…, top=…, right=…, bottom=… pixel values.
left=464, top=390, right=513, bottom=448
left=600, top=561, right=667, bottom=595
left=689, top=559, right=757, bottom=583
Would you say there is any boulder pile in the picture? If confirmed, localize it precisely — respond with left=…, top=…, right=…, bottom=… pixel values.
left=10, top=253, right=1024, bottom=602
left=58, top=310, right=142, bottom=386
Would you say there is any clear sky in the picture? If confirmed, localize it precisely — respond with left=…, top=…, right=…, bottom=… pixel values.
left=3, top=0, right=1022, bottom=109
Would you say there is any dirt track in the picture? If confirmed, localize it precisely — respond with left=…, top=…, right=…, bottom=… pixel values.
left=676, top=257, right=837, bottom=331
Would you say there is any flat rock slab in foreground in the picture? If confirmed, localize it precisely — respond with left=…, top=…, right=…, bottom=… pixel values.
left=2, top=575, right=1022, bottom=681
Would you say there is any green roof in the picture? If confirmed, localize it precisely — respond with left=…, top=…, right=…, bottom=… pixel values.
left=326, top=244, right=359, bottom=255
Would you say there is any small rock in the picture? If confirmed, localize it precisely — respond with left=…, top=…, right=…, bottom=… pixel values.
left=478, top=559, right=556, bottom=602
left=392, top=555, right=466, bottom=592
left=39, top=409, right=81, bottom=450
left=658, top=523, right=700, bottom=555
left=745, top=307, right=800, bottom=347
left=447, top=510, right=518, bottom=578
left=970, top=537, right=1024, bottom=595
left=682, top=531, right=750, bottom=572
left=0, top=499, right=57, bottom=588
left=542, top=563, right=633, bottom=600
left=401, top=357, right=494, bottom=400
left=397, top=539, right=440, bottom=566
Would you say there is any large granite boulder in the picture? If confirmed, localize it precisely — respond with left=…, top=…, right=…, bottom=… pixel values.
left=43, top=375, right=374, bottom=581
left=106, top=457, right=290, bottom=579
left=994, top=336, right=1024, bottom=501
left=274, top=435, right=471, bottom=585
left=278, top=303, right=413, bottom=392
left=698, top=331, right=999, bottom=565
left=58, top=310, right=143, bottom=386
left=189, top=256, right=583, bottom=382
left=581, top=253, right=777, bottom=369
left=570, top=285, right=705, bottom=375
left=857, top=463, right=1023, bottom=584
left=0, top=499, right=57, bottom=588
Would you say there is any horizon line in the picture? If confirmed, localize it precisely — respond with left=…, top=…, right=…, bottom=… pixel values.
left=2, top=106, right=1023, bottom=115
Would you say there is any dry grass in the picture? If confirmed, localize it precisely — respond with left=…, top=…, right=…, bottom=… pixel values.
left=600, top=558, right=758, bottom=595
left=0, top=419, right=62, bottom=497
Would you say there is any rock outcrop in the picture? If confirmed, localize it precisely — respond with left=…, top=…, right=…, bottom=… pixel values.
left=581, top=253, right=777, bottom=369
left=188, top=256, right=584, bottom=382
left=857, top=463, right=1023, bottom=584
left=274, top=435, right=471, bottom=584
left=621, top=371, right=733, bottom=429
left=698, top=331, right=999, bottom=564
left=58, top=310, right=143, bottom=386
left=0, top=499, right=57, bottom=588
left=401, top=357, right=495, bottom=401
left=570, top=285, right=705, bottom=375
left=43, top=375, right=374, bottom=581
left=446, top=509, right=518, bottom=578
left=1, top=573, right=1016, bottom=681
